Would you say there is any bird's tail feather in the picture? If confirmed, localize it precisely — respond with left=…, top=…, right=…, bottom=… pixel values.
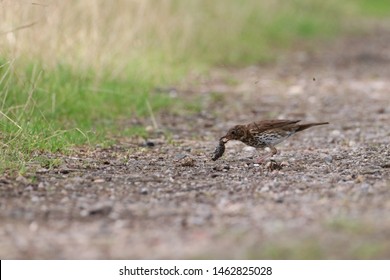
left=296, top=122, right=329, bottom=132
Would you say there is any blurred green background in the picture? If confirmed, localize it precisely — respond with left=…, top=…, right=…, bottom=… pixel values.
left=1, top=0, right=389, bottom=171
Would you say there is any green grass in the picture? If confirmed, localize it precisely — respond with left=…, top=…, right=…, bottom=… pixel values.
left=356, top=0, right=390, bottom=17
left=0, top=61, right=172, bottom=171
left=1, top=0, right=389, bottom=172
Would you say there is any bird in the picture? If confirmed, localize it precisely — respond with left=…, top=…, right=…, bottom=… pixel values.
left=219, top=119, right=329, bottom=162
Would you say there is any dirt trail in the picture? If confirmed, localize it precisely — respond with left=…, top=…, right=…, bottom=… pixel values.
left=1, top=28, right=390, bottom=259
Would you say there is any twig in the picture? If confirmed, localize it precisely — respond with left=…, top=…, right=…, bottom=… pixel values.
left=146, top=99, right=158, bottom=130
left=0, top=21, right=39, bottom=36
left=0, top=110, right=22, bottom=130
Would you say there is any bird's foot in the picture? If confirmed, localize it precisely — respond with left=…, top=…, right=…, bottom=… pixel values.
left=255, top=147, right=277, bottom=165
left=255, top=155, right=273, bottom=164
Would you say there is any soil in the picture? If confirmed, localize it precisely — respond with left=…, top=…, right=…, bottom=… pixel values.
left=1, top=26, right=390, bottom=259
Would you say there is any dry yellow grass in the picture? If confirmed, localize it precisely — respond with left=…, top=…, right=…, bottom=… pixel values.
left=2, top=1, right=174, bottom=74
left=1, top=0, right=353, bottom=78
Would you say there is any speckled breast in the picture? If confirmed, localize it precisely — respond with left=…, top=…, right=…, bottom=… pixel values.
left=241, top=136, right=268, bottom=148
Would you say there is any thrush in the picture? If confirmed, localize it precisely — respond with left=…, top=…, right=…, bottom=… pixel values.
left=218, top=119, right=328, bottom=162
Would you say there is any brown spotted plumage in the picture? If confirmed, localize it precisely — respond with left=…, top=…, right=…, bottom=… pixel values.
left=217, top=119, right=328, bottom=162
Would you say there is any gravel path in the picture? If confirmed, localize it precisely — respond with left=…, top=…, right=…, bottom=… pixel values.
left=1, top=27, right=390, bottom=259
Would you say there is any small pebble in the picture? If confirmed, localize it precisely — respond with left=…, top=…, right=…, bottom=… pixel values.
left=323, top=155, right=333, bottom=163
left=274, top=197, right=284, bottom=203
left=178, top=157, right=196, bottom=167
left=175, top=153, right=187, bottom=160
left=145, top=140, right=155, bottom=147
left=37, top=182, right=45, bottom=190
left=83, top=203, right=113, bottom=216
left=93, top=178, right=105, bottom=183
left=331, top=130, right=341, bottom=137
left=280, top=161, right=290, bottom=167
left=260, top=186, right=270, bottom=192
left=355, top=175, right=365, bottom=183
left=265, top=160, right=283, bottom=171
left=140, top=188, right=149, bottom=195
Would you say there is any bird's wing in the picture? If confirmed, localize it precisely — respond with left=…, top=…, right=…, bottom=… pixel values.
left=247, top=119, right=300, bottom=134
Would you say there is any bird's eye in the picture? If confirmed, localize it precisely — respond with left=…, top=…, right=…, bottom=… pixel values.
left=231, top=130, right=236, bottom=135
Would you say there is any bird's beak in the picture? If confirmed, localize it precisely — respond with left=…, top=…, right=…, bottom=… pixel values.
left=220, top=136, right=229, bottom=143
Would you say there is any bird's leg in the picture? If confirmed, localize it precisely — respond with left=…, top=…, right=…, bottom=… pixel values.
left=256, top=146, right=278, bottom=164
